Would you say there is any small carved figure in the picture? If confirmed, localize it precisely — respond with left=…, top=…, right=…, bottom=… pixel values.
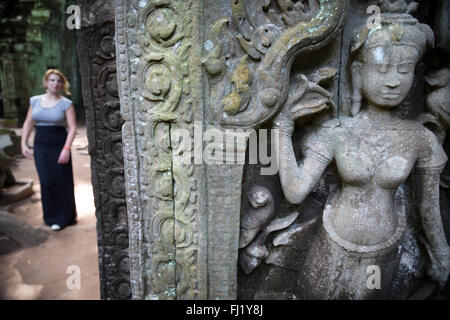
left=271, top=1, right=450, bottom=299
left=240, top=186, right=275, bottom=249
left=239, top=186, right=299, bottom=274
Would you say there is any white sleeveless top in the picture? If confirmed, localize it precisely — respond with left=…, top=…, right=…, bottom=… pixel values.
left=30, top=95, right=72, bottom=126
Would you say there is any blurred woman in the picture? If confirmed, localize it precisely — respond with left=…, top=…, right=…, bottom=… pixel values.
left=21, top=69, right=77, bottom=231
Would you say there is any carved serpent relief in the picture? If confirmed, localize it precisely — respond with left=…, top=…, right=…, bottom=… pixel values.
left=203, top=0, right=347, bottom=127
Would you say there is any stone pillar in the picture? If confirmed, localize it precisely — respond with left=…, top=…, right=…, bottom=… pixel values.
left=76, top=0, right=130, bottom=300
left=0, top=55, right=21, bottom=120
left=114, top=0, right=346, bottom=299
left=115, top=0, right=207, bottom=299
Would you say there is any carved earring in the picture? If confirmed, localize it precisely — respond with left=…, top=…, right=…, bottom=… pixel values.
left=350, top=61, right=363, bottom=117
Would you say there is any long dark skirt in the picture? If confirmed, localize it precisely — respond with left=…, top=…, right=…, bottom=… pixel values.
left=34, top=126, right=77, bottom=228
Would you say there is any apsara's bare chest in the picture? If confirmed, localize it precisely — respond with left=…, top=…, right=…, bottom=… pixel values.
left=333, top=129, right=420, bottom=189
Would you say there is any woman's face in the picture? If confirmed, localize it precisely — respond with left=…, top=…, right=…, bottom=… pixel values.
left=361, top=44, right=419, bottom=109
left=45, top=73, right=63, bottom=94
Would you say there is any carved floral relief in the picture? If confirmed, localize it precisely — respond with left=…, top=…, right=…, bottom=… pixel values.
left=112, top=0, right=450, bottom=300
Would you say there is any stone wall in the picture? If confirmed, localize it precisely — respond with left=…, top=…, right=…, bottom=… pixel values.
left=82, top=0, right=449, bottom=300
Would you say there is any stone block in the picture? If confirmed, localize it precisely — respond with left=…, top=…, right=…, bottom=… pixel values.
left=0, top=179, right=33, bottom=206
left=0, top=210, right=49, bottom=255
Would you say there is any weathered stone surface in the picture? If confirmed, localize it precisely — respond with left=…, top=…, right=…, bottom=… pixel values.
left=0, top=210, right=49, bottom=255
left=0, top=129, right=22, bottom=196
left=114, top=0, right=348, bottom=300
left=0, top=132, right=14, bottom=190
left=435, top=0, right=450, bottom=51
left=115, top=0, right=206, bottom=299
left=239, top=0, right=450, bottom=300
left=76, top=0, right=130, bottom=300
left=105, top=0, right=450, bottom=300
left=0, top=179, right=33, bottom=206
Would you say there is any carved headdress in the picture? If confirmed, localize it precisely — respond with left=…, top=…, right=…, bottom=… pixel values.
left=350, top=0, right=435, bottom=115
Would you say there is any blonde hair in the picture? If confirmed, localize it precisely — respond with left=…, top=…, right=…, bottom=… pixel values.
left=42, top=69, right=71, bottom=95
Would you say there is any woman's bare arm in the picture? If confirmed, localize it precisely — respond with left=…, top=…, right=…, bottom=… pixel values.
left=64, top=105, right=77, bottom=148
left=57, top=105, right=77, bottom=164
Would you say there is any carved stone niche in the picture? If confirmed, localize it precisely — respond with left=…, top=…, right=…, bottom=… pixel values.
left=114, top=0, right=449, bottom=300
left=76, top=0, right=130, bottom=300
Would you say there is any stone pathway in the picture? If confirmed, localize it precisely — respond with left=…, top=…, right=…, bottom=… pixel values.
left=0, top=125, right=100, bottom=299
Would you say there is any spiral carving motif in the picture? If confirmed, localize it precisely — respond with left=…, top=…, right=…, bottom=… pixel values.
left=137, top=55, right=182, bottom=111
left=137, top=1, right=184, bottom=47
left=112, top=0, right=200, bottom=300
